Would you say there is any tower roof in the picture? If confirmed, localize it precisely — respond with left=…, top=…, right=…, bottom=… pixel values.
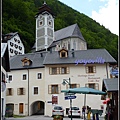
left=35, top=2, right=54, bottom=17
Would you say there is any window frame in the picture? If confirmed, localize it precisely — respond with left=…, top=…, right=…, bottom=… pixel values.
left=37, top=73, right=42, bottom=80
left=22, top=74, right=27, bottom=80
left=33, top=87, right=39, bottom=95
left=48, top=84, right=61, bottom=94
left=85, top=83, right=99, bottom=90
left=86, top=66, right=96, bottom=73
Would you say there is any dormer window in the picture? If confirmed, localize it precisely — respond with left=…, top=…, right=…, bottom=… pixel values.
left=61, top=52, right=66, bottom=57
left=21, top=57, right=32, bottom=66
left=59, top=48, right=68, bottom=58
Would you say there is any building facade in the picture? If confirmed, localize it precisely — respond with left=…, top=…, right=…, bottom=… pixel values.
left=6, top=48, right=116, bottom=116
left=3, top=32, right=25, bottom=57
left=1, top=43, right=10, bottom=120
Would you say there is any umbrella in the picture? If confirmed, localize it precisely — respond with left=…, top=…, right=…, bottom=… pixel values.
left=61, top=87, right=106, bottom=120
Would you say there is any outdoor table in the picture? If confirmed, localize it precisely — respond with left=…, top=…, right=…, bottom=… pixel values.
left=90, top=109, right=103, bottom=120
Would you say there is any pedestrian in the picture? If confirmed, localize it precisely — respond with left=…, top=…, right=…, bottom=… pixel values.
left=82, top=106, right=85, bottom=119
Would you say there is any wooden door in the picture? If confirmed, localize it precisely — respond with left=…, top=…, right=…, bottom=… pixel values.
left=19, top=103, right=23, bottom=113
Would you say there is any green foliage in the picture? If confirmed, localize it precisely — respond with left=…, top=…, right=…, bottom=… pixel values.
left=2, top=0, right=118, bottom=61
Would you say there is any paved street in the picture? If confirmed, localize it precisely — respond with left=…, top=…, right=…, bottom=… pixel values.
left=5, top=115, right=104, bottom=120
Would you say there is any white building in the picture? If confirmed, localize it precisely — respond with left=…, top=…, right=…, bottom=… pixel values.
left=3, top=32, right=25, bottom=57
left=6, top=48, right=116, bottom=116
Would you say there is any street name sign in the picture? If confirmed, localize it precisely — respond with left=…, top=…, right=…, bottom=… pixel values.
left=65, top=95, right=76, bottom=100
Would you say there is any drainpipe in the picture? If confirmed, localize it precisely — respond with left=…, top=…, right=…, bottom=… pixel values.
left=27, top=68, right=29, bottom=116
left=106, top=63, right=109, bottom=78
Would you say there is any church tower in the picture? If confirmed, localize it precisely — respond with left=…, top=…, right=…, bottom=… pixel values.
left=35, top=2, right=54, bottom=51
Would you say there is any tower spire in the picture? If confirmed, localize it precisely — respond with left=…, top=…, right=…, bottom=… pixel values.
left=43, top=1, right=46, bottom=5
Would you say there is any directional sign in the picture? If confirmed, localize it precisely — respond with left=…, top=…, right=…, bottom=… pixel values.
left=65, top=95, right=76, bottom=100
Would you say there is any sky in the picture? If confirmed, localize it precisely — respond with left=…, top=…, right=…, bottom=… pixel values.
left=58, top=0, right=119, bottom=36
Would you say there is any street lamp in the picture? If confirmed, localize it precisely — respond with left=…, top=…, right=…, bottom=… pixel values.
left=62, top=78, right=72, bottom=120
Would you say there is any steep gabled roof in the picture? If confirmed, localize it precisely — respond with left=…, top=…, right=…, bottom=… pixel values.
left=54, top=23, right=85, bottom=41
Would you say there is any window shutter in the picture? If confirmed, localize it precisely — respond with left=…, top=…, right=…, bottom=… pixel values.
left=48, top=85, right=52, bottom=94
left=17, top=88, right=20, bottom=95
left=66, top=84, right=69, bottom=89
left=95, top=83, right=99, bottom=90
left=6, top=89, right=9, bottom=96
left=11, top=88, right=13, bottom=95
left=85, top=83, right=89, bottom=87
left=93, top=66, right=96, bottom=73
left=59, top=67, right=61, bottom=74
left=58, top=84, right=61, bottom=94
left=76, top=84, right=80, bottom=88
left=86, top=67, right=88, bottom=73
left=23, top=88, right=25, bottom=95
left=66, top=67, right=69, bottom=74
left=57, top=67, right=59, bottom=74
left=49, top=68, right=52, bottom=75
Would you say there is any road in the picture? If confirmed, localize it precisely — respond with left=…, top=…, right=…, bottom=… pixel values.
left=5, top=115, right=104, bottom=120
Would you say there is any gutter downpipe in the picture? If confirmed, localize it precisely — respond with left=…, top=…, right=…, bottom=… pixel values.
left=27, top=67, right=29, bottom=116
left=106, top=63, right=109, bottom=78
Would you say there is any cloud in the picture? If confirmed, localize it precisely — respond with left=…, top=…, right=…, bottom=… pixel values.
left=91, top=0, right=119, bottom=35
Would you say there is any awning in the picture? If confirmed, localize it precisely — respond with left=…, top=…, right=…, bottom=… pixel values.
left=102, top=78, right=118, bottom=92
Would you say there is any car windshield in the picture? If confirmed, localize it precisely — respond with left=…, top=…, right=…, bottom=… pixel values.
left=71, top=107, right=79, bottom=110
left=54, top=106, right=62, bottom=110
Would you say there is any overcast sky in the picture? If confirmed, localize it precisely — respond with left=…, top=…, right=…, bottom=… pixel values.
left=58, top=0, right=119, bottom=36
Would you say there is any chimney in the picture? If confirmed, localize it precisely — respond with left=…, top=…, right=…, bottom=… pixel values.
left=71, top=49, right=74, bottom=57
left=50, top=48, right=52, bottom=53
left=40, top=53, right=43, bottom=57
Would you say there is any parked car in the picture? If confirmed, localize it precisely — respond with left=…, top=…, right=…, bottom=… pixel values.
left=68, top=107, right=81, bottom=118
left=52, top=105, right=64, bottom=117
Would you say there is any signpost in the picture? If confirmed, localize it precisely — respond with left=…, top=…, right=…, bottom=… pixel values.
left=65, top=95, right=76, bottom=100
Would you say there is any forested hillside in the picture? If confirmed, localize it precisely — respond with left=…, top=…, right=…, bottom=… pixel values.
left=2, top=0, right=118, bottom=61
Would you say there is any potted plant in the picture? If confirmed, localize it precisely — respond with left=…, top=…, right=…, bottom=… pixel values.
left=53, top=115, right=63, bottom=120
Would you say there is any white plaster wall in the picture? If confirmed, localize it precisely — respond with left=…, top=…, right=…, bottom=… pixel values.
left=44, top=63, right=110, bottom=117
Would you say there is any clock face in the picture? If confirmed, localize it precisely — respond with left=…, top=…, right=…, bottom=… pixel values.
left=1, top=82, right=6, bottom=92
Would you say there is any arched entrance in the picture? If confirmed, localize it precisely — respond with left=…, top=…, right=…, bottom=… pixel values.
left=31, top=101, right=44, bottom=115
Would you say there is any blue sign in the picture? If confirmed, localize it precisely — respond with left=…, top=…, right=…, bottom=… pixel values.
left=65, top=96, right=76, bottom=100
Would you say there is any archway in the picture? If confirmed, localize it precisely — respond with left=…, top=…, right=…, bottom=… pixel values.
left=31, top=101, right=45, bottom=115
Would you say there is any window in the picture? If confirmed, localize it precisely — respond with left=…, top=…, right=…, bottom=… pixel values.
left=48, top=84, right=61, bottom=94
left=34, top=87, right=38, bottom=94
left=61, top=67, right=69, bottom=74
left=6, top=88, right=13, bottom=96
left=15, top=44, right=18, bottom=48
left=14, top=50, right=18, bottom=55
left=85, top=83, right=99, bottom=90
left=8, top=75, right=12, bottom=81
left=37, top=73, right=42, bottom=79
left=50, top=67, right=69, bottom=75
left=18, top=40, right=20, bottom=43
left=10, top=48, right=13, bottom=53
left=86, top=66, right=96, bottom=73
left=14, top=38, right=17, bottom=42
left=10, top=42, right=13, bottom=47
left=39, top=21, right=43, bottom=26
left=17, top=88, right=25, bottom=95
left=19, top=46, right=22, bottom=50
left=23, top=74, right=27, bottom=80
left=66, top=84, right=80, bottom=89
left=50, top=67, right=59, bottom=75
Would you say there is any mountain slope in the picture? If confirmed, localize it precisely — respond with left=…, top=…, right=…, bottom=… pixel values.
left=2, top=0, right=118, bottom=62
